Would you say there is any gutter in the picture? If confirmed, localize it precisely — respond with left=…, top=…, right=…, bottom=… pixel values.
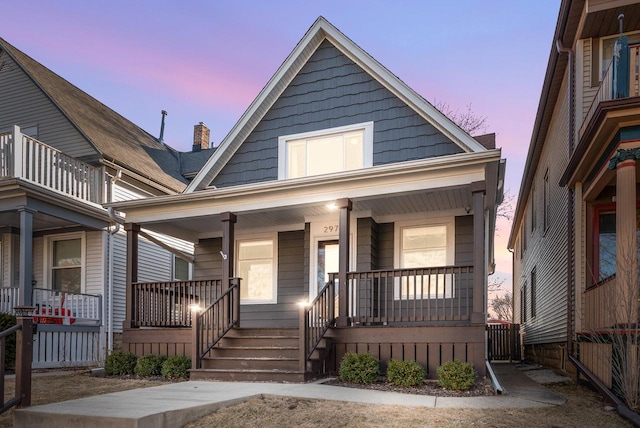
left=486, top=361, right=505, bottom=394
left=569, top=355, right=640, bottom=426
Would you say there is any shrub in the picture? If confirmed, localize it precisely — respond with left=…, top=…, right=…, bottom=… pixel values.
left=339, top=352, right=380, bottom=384
left=104, top=351, right=138, bottom=376
left=386, top=359, right=425, bottom=387
left=437, top=359, right=476, bottom=391
left=0, top=314, right=16, bottom=370
left=161, top=355, right=191, bottom=379
left=135, top=354, right=167, bottom=377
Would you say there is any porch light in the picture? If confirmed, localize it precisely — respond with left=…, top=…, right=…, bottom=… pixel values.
left=190, top=304, right=203, bottom=313
left=297, top=300, right=310, bottom=308
left=327, top=202, right=337, bottom=211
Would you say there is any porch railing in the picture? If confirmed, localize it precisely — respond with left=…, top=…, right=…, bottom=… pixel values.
left=0, top=288, right=19, bottom=314
left=580, top=44, right=640, bottom=137
left=0, top=127, right=105, bottom=204
left=300, top=279, right=335, bottom=371
left=346, top=265, right=473, bottom=324
left=132, top=279, right=221, bottom=328
left=193, top=278, right=240, bottom=369
left=32, top=288, right=101, bottom=326
left=583, top=276, right=617, bottom=331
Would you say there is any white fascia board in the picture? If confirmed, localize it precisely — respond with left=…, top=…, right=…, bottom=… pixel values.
left=113, top=150, right=500, bottom=224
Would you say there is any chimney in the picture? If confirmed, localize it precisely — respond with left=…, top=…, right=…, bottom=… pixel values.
left=193, top=122, right=210, bottom=152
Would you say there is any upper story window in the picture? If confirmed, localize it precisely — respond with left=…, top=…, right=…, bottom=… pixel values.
left=531, top=183, right=536, bottom=233
left=278, top=122, right=373, bottom=179
left=543, top=169, right=550, bottom=232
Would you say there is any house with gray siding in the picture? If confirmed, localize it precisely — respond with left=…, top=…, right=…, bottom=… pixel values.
left=0, top=37, right=212, bottom=367
left=509, top=0, right=640, bottom=408
left=111, top=17, right=505, bottom=382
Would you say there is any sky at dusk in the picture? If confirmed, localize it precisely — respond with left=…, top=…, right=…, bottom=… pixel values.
left=2, top=0, right=561, bottom=298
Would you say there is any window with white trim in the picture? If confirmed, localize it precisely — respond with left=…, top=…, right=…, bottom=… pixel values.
left=236, top=237, right=277, bottom=304
left=47, top=234, right=84, bottom=294
left=278, top=122, right=373, bottom=179
left=395, top=220, right=454, bottom=299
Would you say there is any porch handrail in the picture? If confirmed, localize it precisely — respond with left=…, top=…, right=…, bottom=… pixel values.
left=299, top=278, right=335, bottom=372
left=132, top=279, right=221, bottom=328
left=0, top=307, right=34, bottom=414
left=0, top=127, right=105, bottom=204
left=193, top=278, right=240, bottom=370
left=346, top=265, right=474, bottom=324
left=32, top=288, right=102, bottom=325
left=580, top=59, right=615, bottom=138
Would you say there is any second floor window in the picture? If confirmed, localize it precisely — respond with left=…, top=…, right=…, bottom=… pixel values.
left=278, top=122, right=373, bottom=179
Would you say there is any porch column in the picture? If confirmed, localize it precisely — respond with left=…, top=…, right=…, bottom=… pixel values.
left=17, top=208, right=34, bottom=307
left=221, top=212, right=236, bottom=291
left=124, top=222, right=139, bottom=329
left=336, top=198, right=351, bottom=328
left=471, top=182, right=486, bottom=324
left=609, top=149, right=639, bottom=325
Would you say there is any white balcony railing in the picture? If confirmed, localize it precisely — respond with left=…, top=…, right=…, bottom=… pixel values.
left=0, top=126, right=105, bottom=204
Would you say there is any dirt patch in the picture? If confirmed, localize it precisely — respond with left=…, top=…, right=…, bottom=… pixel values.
left=322, top=377, right=495, bottom=397
left=185, top=382, right=633, bottom=428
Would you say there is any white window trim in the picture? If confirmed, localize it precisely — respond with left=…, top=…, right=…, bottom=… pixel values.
left=277, top=121, right=374, bottom=180
left=393, top=217, right=455, bottom=299
left=172, top=255, right=193, bottom=281
left=43, top=232, right=86, bottom=293
left=235, top=233, right=278, bottom=305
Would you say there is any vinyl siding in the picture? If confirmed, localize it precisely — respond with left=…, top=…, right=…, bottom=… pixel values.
left=454, top=215, right=474, bottom=265
left=513, top=71, right=570, bottom=345
left=111, top=232, right=126, bottom=333
left=211, top=40, right=462, bottom=188
left=0, top=51, right=97, bottom=159
left=85, top=231, right=105, bottom=297
left=377, top=222, right=394, bottom=270
left=581, top=38, right=598, bottom=123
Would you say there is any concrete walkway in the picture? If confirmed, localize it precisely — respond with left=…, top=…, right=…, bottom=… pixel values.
left=14, top=363, right=567, bottom=428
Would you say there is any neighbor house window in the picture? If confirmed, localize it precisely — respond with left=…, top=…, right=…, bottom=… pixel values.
left=236, top=237, right=277, bottom=304
left=395, top=220, right=454, bottom=299
left=48, top=234, right=84, bottom=294
left=595, top=209, right=616, bottom=281
left=543, top=169, right=549, bottom=231
left=531, top=184, right=536, bottom=233
left=278, top=122, right=373, bottom=179
left=173, top=256, right=191, bottom=281
left=531, top=267, right=537, bottom=319
left=600, top=32, right=640, bottom=79
left=521, top=282, right=527, bottom=323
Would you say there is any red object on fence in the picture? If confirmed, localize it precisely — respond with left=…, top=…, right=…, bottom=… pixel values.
left=32, top=307, right=76, bottom=325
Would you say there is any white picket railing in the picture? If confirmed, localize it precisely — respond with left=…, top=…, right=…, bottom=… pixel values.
left=32, top=288, right=101, bottom=326
left=0, top=287, right=19, bottom=314
left=0, top=126, right=105, bottom=204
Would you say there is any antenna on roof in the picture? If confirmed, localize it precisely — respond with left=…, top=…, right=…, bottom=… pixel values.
left=158, top=110, right=168, bottom=145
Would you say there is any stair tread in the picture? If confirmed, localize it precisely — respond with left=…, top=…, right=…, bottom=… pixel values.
left=208, top=356, right=297, bottom=361
left=193, top=368, right=305, bottom=374
left=215, top=346, right=298, bottom=350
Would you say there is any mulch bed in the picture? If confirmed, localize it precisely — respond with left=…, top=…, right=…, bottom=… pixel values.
left=322, top=377, right=496, bottom=397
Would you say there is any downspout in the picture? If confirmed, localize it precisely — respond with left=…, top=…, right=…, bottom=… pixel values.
left=556, top=39, right=575, bottom=360
left=106, top=171, right=123, bottom=353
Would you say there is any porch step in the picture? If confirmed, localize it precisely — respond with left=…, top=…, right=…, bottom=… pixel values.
left=198, top=327, right=304, bottom=382
left=190, top=368, right=308, bottom=382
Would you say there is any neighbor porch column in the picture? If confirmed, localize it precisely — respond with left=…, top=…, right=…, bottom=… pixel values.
left=124, top=222, right=140, bottom=329
left=18, top=207, right=34, bottom=307
left=471, top=182, right=486, bottom=324
left=336, top=198, right=352, bottom=328
left=221, top=212, right=237, bottom=291
left=609, top=149, right=639, bottom=325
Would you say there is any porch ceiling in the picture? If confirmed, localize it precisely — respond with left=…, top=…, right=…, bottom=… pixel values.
left=581, top=1, right=640, bottom=39
left=140, top=186, right=473, bottom=242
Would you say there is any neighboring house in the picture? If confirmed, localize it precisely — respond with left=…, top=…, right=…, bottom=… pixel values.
left=110, top=17, right=505, bottom=381
left=0, top=37, right=213, bottom=367
left=508, top=0, right=640, bottom=401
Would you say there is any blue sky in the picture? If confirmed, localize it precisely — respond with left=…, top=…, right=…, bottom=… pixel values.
left=2, top=0, right=561, bottom=292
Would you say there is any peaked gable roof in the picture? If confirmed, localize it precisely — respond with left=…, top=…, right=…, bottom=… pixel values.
left=186, top=16, right=487, bottom=193
left=0, top=37, right=188, bottom=193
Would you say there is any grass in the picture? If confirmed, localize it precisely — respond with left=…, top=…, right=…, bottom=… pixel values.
left=0, top=371, right=634, bottom=427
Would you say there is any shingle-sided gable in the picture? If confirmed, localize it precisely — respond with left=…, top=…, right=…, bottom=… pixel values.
left=187, top=17, right=485, bottom=193
left=212, top=41, right=463, bottom=188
